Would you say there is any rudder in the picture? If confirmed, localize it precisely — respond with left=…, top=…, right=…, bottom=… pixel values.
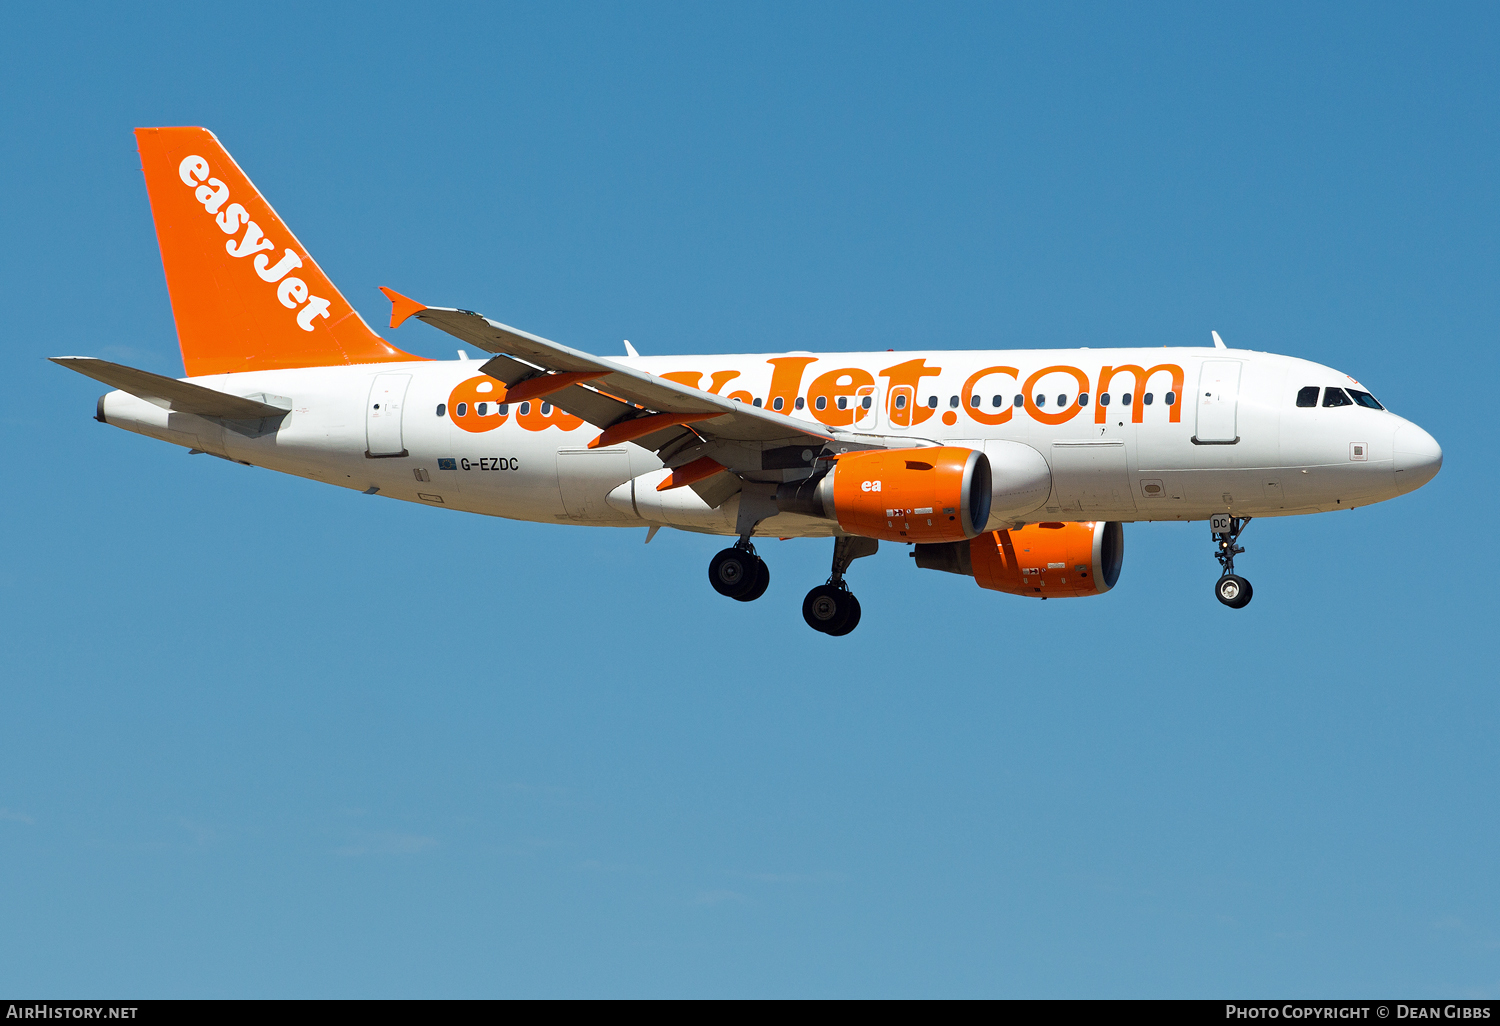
left=136, top=127, right=421, bottom=376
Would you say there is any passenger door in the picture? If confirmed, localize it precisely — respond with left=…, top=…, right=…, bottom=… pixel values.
left=1195, top=360, right=1241, bottom=443
left=366, top=373, right=411, bottom=457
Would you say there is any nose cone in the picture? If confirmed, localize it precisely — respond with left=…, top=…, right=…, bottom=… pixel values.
left=1393, top=422, right=1442, bottom=494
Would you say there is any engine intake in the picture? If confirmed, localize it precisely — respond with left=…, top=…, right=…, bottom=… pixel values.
left=776, top=446, right=991, bottom=543
left=914, top=521, right=1124, bottom=597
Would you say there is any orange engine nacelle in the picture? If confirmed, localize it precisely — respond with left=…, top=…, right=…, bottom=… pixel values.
left=775, top=446, right=992, bottom=543
left=913, top=521, right=1123, bottom=598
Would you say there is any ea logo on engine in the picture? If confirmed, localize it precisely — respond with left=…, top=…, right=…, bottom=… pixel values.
left=861, top=480, right=882, bottom=492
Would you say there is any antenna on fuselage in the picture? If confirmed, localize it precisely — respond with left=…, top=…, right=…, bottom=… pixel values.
left=1211, top=330, right=1228, bottom=350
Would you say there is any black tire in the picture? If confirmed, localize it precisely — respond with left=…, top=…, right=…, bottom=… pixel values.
left=802, top=584, right=853, bottom=634
left=1215, top=574, right=1253, bottom=609
left=826, top=593, right=861, bottom=636
left=737, top=556, right=770, bottom=602
left=709, top=547, right=759, bottom=599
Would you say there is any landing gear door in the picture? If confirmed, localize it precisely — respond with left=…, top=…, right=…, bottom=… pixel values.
left=1195, top=360, right=1242, bottom=443
left=366, top=373, right=411, bottom=457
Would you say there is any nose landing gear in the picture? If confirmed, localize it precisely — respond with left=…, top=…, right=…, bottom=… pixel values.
left=802, top=536, right=877, bottom=635
left=1211, top=514, right=1253, bottom=609
left=709, top=542, right=770, bottom=602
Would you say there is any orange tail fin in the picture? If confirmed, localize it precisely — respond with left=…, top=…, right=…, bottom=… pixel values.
left=135, top=127, right=422, bottom=376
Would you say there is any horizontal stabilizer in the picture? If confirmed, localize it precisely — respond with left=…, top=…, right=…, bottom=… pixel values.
left=50, top=357, right=292, bottom=418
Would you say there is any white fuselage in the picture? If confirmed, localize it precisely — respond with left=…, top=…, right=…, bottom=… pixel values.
left=97, top=346, right=1441, bottom=536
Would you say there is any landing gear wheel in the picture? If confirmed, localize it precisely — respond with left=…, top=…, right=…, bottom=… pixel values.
left=826, top=593, right=861, bottom=636
left=709, top=547, right=767, bottom=601
left=740, top=557, right=771, bottom=603
left=803, top=584, right=859, bottom=634
left=1215, top=574, right=1253, bottom=609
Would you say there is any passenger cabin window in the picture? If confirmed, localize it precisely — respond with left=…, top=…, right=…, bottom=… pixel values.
left=991, top=395, right=1003, bottom=407
left=1296, top=386, right=1320, bottom=407
left=455, top=402, right=467, bottom=417
left=1348, top=389, right=1384, bottom=410
left=1078, top=393, right=1089, bottom=406
left=894, top=394, right=907, bottom=410
left=815, top=396, right=827, bottom=411
left=436, top=403, right=446, bottom=417
left=1013, top=395, right=1024, bottom=407
left=795, top=397, right=806, bottom=410
left=1323, top=387, right=1353, bottom=408
left=476, top=402, right=488, bottom=416
left=1035, top=394, right=1046, bottom=407
left=861, top=396, right=872, bottom=410
left=541, top=402, right=552, bottom=415
left=1143, top=393, right=1153, bottom=405
left=498, top=404, right=509, bottom=415
left=927, top=396, right=939, bottom=408
left=1122, top=393, right=1132, bottom=406
left=837, top=396, right=847, bottom=410
left=1165, top=391, right=1176, bottom=405
left=771, top=397, right=784, bottom=411
left=1056, top=394, right=1068, bottom=407
left=753, top=397, right=763, bottom=407
left=949, top=395, right=960, bottom=408
left=518, top=402, right=531, bottom=415
left=1100, top=393, right=1110, bottom=406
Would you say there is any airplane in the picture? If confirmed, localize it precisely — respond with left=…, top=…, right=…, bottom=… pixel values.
left=54, top=127, right=1443, bottom=635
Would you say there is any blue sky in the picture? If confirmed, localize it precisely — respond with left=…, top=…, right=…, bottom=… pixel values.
left=1, top=1, right=1496, bottom=997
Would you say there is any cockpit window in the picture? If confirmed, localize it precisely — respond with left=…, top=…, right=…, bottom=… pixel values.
left=1322, top=387, right=1353, bottom=408
left=1296, top=386, right=1320, bottom=407
left=1348, top=389, right=1384, bottom=410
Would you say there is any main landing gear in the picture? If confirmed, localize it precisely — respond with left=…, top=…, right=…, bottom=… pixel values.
left=707, top=534, right=877, bottom=635
left=1211, top=514, right=1253, bottom=609
left=802, top=536, right=877, bottom=636
left=708, top=542, right=770, bottom=602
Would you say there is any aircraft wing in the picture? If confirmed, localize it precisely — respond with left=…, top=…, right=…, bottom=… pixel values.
left=380, top=288, right=886, bottom=504
left=50, top=357, right=292, bottom=419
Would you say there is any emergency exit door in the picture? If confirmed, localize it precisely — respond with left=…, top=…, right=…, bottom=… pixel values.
left=366, top=374, right=411, bottom=457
